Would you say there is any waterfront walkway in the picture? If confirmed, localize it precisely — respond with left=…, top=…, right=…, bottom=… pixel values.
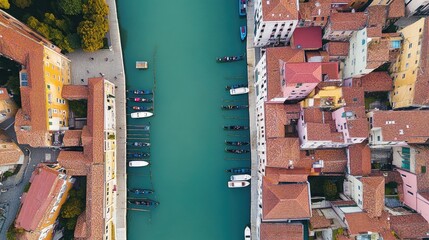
left=66, top=0, right=127, bottom=238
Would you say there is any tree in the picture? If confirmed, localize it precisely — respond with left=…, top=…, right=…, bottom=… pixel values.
left=61, top=197, right=84, bottom=219
left=59, top=0, right=82, bottom=15
left=11, top=0, right=31, bottom=8
left=78, top=20, right=104, bottom=52
left=323, top=180, right=338, bottom=200
left=0, top=0, right=10, bottom=9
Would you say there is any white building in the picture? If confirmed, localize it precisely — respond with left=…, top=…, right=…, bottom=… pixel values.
left=343, top=28, right=371, bottom=79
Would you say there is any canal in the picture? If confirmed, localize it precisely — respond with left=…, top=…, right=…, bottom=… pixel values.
left=117, top=0, right=250, bottom=239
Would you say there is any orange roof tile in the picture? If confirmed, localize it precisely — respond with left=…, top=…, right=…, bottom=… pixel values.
left=284, top=62, right=322, bottom=84
left=260, top=222, right=303, bottom=240
left=62, top=85, right=89, bottom=100
left=266, top=138, right=301, bottom=168
left=342, top=86, right=364, bottom=107
left=310, top=209, right=332, bottom=229
left=367, top=39, right=390, bottom=68
left=321, top=62, right=339, bottom=80
left=362, top=176, right=385, bottom=218
left=360, top=72, right=393, bottom=92
left=387, top=0, right=405, bottom=19
left=266, top=167, right=309, bottom=184
left=265, top=102, right=301, bottom=138
left=325, top=42, right=349, bottom=57
left=390, top=214, right=429, bottom=239
left=344, top=211, right=389, bottom=235
left=329, top=12, right=367, bottom=31
left=262, top=0, right=299, bottom=21
left=413, top=18, right=429, bottom=106
left=74, top=212, right=87, bottom=238
left=348, top=141, right=371, bottom=176
left=63, top=130, right=82, bottom=147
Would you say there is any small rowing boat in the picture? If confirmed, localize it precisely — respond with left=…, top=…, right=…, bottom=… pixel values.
left=127, top=89, right=153, bottom=95
left=127, top=97, right=153, bottom=103
left=128, top=142, right=151, bottom=147
left=129, top=106, right=153, bottom=111
left=127, top=152, right=150, bottom=158
left=240, top=26, right=247, bottom=41
left=245, top=226, right=251, bottom=240
left=230, top=174, right=251, bottom=181
left=221, top=105, right=248, bottom=110
left=225, top=168, right=251, bottom=174
left=127, top=188, right=154, bottom=195
left=230, top=87, right=249, bottom=95
left=225, top=84, right=247, bottom=90
left=224, top=125, right=249, bottom=130
left=131, top=111, right=153, bottom=118
left=225, top=141, right=249, bottom=146
left=225, top=148, right=249, bottom=154
left=216, top=55, right=244, bottom=63
left=129, top=161, right=149, bottom=167
left=128, top=199, right=159, bottom=206
left=228, top=180, right=250, bottom=188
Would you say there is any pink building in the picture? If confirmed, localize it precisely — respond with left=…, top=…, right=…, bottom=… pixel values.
left=332, top=106, right=368, bottom=144
left=279, top=62, right=322, bottom=103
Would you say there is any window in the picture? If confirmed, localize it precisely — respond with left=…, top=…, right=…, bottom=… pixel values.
left=408, top=53, right=411, bottom=58
left=296, top=83, right=302, bottom=88
left=362, top=39, right=366, bottom=45
left=422, top=166, right=426, bottom=173
left=408, top=191, right=414, bottom=195
left=402, top=73, right=406, bottom=79
left=409, top=43, right=413, bottom=48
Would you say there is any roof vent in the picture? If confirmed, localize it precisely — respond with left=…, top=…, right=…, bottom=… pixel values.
left=267, top=0, right=270, bottom=4
left=315, top=1, right=321, bottom=7
left=297, top=44, right=302, bottom=49
left=399, top=129, right=404, bottom=135
left=351, top=9, right=356, bottom=13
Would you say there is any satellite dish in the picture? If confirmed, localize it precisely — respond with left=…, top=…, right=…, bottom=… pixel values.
left=297, top=45, right=302, bottom=49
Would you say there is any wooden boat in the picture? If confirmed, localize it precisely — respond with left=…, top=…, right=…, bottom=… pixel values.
left=127, top=152, right=150, bottom=158
left=225, top=141, right=249, bottom=146
left=127, top=97, right=153, bottom=103
left=225, top=84, right=247, bottom=90
left=239, top=0, right=247, bottom=16
left=225, top=168, right=251, bottom=174
left=129, top=161, right=149, bottom=167
left=128, top=199, right=159, bottom=206
left=131, top=111, right=153, bottom=118
left=240, top=26, right=247, bottom=41
left=216, top=55, right=244, bottom=63
left=225, top=148, right=249, bottom=154
left=129, top=106, right=153, bottom=111
left=127, top=89, right=153, bottom=95
left=221, top=105, right=248, bottom=110
left=230, top=87, right=249, bottom=95
left=224, top=125, right=249, bottom=130
left=228, top=180, right=250, bottom=188
left=127, top=188, right=154, bottom=195
left=128, top=142, right=151, bottom=147
left=245, top=226, right=251, bottom=240
left=230, top=174, right=251, bottom=181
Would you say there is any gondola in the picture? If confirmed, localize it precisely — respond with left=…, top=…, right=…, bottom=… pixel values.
left=221, top=105, right=248, bottom=110
left=223, top=125, right=249, bottom=130
left=127, top=97, right=153, bottom=103
left=129, top=106, right=153, bottom=111
left=127, top=188, right=154, bottom=195
left=127, top=142, right=151, bottom=147
left=225, top=168, right=251, bottom=174
left=240, top=26, right=247, bottom=41
left=128, top=199, right=159, bottom=206
left=225, top=148, right=249, bottom=154
left=225, top=141, right=249, bottom=146
left=127, top=152, right=150, bottom=158
left=216, top=55, right=244, bottom=63
left=225, top=84, right=247, bottom=90
left=127, top=89, right=153, bottom=95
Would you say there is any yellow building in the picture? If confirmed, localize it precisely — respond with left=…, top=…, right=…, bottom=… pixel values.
left=0, top=88, right=18, bottom=124
left=389, top=17, right=426, bottom=109
left=301, top=86, right=345, bottom=110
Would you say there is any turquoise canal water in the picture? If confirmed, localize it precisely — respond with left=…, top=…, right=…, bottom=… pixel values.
left=117, top=1, right=250, bottom=239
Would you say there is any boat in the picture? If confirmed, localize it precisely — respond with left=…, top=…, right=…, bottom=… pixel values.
left=127, top=188, right=154, bottom=195
left=228, top=180, right=250, bottom=188
left=129, top=161, right=149, bottom=167
left=240, top=26, right=247, bottom=41
left=131, top=111, right=153, bottom=119
left=216, top=55, right=244, bottom=63
left=129, top=106, right=153, bottom=111
left=230, top=87, right=249, bottom=95
left=128, top=142, right=151, bottom=147
left=225, top=148, right=249, bottom=154
left=127, top=89, right=153, bottom=95
left=225, top=84, right=247, bottom=90
left=127, top=152, right=150, bottom=158
left=127, top=97, right=153, bottom=103
left=225, top=141, right=249, bottom=146
left=226, top=168, right=251, bottom=174
left=244, top=226, right=251, bottom=240
left=221, top=105, right=248, bottom=110
left=239, top=0, right=247, bottom=16
left=230, top=174, right=251, bottom=181
left=128, top=199, right=159, bottom=206
left=223, top=125, right=249, bottom=130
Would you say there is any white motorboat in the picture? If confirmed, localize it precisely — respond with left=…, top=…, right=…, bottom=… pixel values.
left=230, top=87, right=249, bottom=95
left=244, top=226, right=251, bottom=240
left=230, top=174, right=251, bottom=181
left=228, top=180, right=250, bottom=188
left=131, top=111, right=153, bottom=119
left=129, top=161, right=149, bottom=167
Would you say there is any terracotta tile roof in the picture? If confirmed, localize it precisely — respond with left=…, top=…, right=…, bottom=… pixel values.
left=360, top=72, right=393, bottom=92
left=329, top=12, right=367, bottom=31
left=74, top=212, right=87, bottom=238
left=322, top=62, right=339, bottom=80
left=265, top=167, right=309, bottom=184
left=0, top=130, right=24, bottom=166
left=262, top=177, right=311, bottom=220
left=348, top=141, right=371, bottom=176
left=299, top=0, right=332, bottom=20
left=284, top=62, right=322, bottom=84
left=344, top=211, right=389, bottom=235
left=390, top=214, right=429, bottom=239
left=362, top=176, right=385, bottom=218
left=306, top=51, right=330, bottom=62
left=310, top=209, right=332, bottom=229
left=0, top=88, right=10, bottom=100
left=324, top=42, right=349, bottom=57
left=266, top=138, right=301, bottom=168
left=387, top=0, right=405, bottom=19
left=306, top=122, right=344, bottom=142
left=62, top=85, right=89, bottom=100
left=367, top=39, right=390, bottom=69
left=330, top=200, right=356, bottom=206
left=262, top=0, right=299, bottom=21
left=85, top=165, right=104, bottom=239
left=291, top=27, right=323, bottom=50
left=300, top=148, right=347, bottom=173
left=371, top=110, right=429, bottom=143
left=63, top=130, right=82, bottom=147
left=367, top=6, right=387, bottom=38
left=413, top=18, right=429, bottom=106
left=260, top=222, right=303, bottom=240
left=265, top=102, right=301, bottom=138
left=342, top=86, right=364, bottom=107
left=57, top=151, right=88, bottom=176
left=343, top=106, right=368, bottom=139
left=266, top=47, right=305, bottom=100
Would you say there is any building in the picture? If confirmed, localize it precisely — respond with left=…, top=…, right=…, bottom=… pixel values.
left=0, top=130, right=24, bottom=173
left=324, top=42, right=350, bottom=61
left=57, top=78, right=117, bottom=239
left=15, top=164, right=74, bottom=240
left=0, top=10, right=71, bottom=147
left=253, top=0, right=299, bottom=47
left=0, top=88, right=18, bottom=124
left=406, top=0, right=429, bottom=16
left=290, top=26, right=322, bottom=50
left=323, top=12, right=367, bottom=41
left=301, top=85, right=344, bottom=111
left=390, top=214, right=429, bottom=239
left=332, top=106, right=368, bottom=144
left=260, top=222, right=304, bottom=240
left=298, top=0, right=352, bottom=27
left=347, top=141, right=371, bottom=176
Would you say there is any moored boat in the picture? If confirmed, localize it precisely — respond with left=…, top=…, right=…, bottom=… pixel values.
left=230, top=174, right=251, bottom=181
left=225, top=140, right=249, bottom=146
left=239, top=0, right=247, bottom=16
left=240, top=26, right=247, bottom=41
left=230, top=87, right=249, bottom=95
left=216, top=55, right=244, bottom=63
left=131, top=111, right=153, bottom=119
left=127, top=97, right=153, bottom=103
left=128, top=199, right=159, bottom=206
left=129, top=106, right=153, bottom=111
left=244, top=226, right=251, bottom=240
left=129, top=161, right=149, bottom=167
left=127, top=188, right=154, bottom=195
left=225, top=84, right=247, bottom=90
left=128, top=142, right=151, bottom=147
left=225, top=148, right=249, bottom=154
left=224, top=125, right=249, bottom=130
left=228, top=180, right=250, bottom=188
left=127, top=152, right=150, bottom=158
left=226, top=168, right=251, bottom=174
left=127, top=89, right=153, bottom=95
left=221, top=105, right=248, bottom=110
